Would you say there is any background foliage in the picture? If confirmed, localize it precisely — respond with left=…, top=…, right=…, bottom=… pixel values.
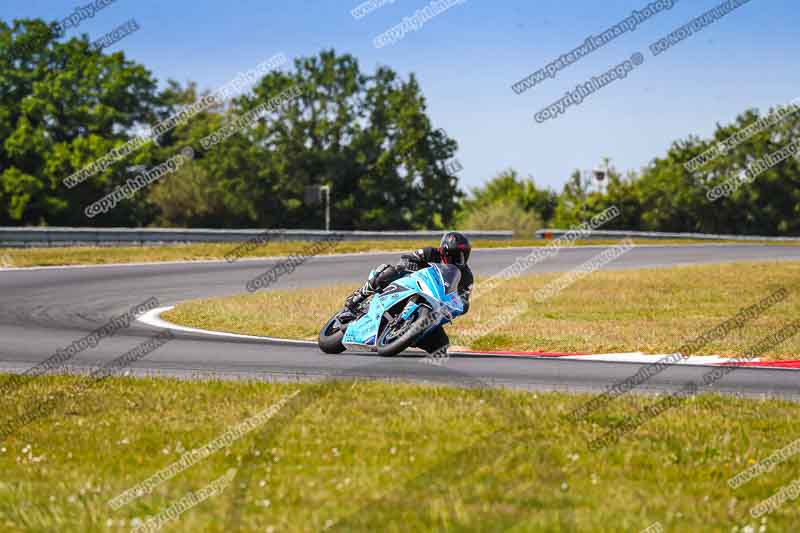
left=1, top=18, right=798, bottom=234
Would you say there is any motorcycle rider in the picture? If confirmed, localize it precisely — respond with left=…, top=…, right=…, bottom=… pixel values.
left=343, top=231, right=474, bottom=353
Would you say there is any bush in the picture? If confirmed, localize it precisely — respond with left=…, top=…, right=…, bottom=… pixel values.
left=458, top=199, right=542, bottom=239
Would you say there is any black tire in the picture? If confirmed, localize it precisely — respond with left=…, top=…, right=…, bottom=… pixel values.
left=318, top=314, right=346, bottom=354
left=413, top=326, right=450, bottom=354
left=377, top=306, right=431, bottom=357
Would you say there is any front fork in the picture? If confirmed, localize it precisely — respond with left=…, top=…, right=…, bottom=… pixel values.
left=399, top=297, right=420, bottom=321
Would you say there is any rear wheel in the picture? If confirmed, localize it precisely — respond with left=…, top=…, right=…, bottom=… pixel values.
left=318, top=314, right=347, bottom=354
left=377, top=306, right=432, bottom=357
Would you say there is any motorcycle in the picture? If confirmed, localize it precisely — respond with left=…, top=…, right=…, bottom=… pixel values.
left=318, top=263, right=466, bottom=357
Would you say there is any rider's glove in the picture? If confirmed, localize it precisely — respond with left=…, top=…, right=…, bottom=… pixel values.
left=401, top=255, right=420, bottom=271
left=401, top=249, right=425, bottom=271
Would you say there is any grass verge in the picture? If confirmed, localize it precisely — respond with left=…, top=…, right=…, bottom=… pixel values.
left=163, top=261, right=800, bottom=359
left=1, top=239, right=795, bottom=268
left=0, top=374, right=796, bottom=532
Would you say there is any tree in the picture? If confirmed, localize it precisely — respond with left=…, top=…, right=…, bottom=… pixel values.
left=460, top=169, right=557, bottom=226
left=0, top=18, right=164, bottom=226
left=2, top=25, right=462, bottom=230
left=175, top=49, right=462, bottom=229
left=627, top=104, right=800, bottom=235
left=551, top=166, right=641, bottom=229
left=549, top=100, right=800, bottom=236
left=458, top=198, right=542, bottom=238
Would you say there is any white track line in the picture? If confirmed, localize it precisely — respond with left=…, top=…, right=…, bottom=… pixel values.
left=558, top=353, right=738, bottom=365
left=137, top=306, right=316, bottom=346
left=138, top=307, right=779, bottom=366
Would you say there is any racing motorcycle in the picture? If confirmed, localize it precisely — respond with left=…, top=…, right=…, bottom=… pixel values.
left=318, top=263, right=466, bottom=357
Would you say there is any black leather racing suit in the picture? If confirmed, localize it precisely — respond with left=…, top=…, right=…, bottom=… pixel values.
left=356, top=247, right=474, bottom=353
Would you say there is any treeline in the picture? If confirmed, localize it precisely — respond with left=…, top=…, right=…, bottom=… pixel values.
left=2, top=18, right=799, bottom=235
left=461, top=102, right=800, bottom=236
left=1, top=19, right=460, bottom=230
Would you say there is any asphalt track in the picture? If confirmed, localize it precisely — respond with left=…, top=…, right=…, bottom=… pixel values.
left=2, top=244, right=800, bottom=398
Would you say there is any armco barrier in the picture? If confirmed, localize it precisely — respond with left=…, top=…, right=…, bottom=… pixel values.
left=0, top=228, right=512, bottom=248
left=536, top=229, right=800, bottom=242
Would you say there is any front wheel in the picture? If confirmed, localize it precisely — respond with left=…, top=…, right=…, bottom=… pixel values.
left=319, top=314, right=347, bottom=354
left=377, top=306, right=432, bottom=357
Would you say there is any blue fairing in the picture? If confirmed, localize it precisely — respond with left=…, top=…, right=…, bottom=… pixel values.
left=342, top=264, right=465, bottom=350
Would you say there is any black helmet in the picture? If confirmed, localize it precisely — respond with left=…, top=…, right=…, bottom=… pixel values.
left=439, top=232, right=471, bottom=265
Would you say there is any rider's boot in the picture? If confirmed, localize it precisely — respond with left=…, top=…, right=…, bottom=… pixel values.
left=344, top=282, right=374, bottom=314
left=344, top=264, right=395, bottom=315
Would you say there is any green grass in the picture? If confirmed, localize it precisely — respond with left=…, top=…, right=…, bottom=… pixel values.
left=0, top=374, right=797, bottom=532
left=164, top=261, right=800, bottom=359
left=1, top=239, right=795, bottom=268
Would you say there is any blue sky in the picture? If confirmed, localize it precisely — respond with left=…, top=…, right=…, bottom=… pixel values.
left=3, top=0, right=799, bottom=193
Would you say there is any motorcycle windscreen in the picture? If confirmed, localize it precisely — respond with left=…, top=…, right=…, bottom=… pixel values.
left=433, top=263, right=461, bottom=295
